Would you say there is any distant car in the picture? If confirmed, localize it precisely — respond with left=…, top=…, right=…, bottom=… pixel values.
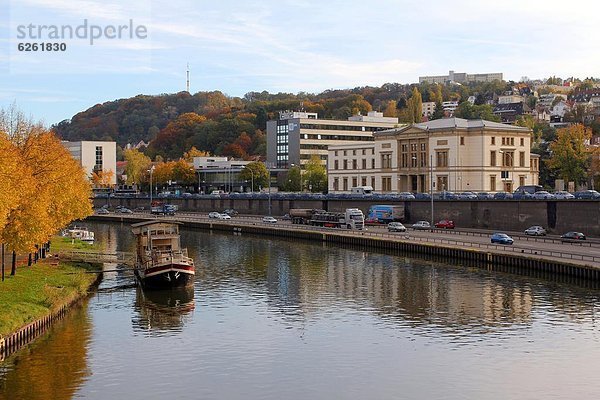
left=412, top=221, right=431, bottom=230
left=181, top=192, right=193, bottom=198
left=96, top=208, right=110, bottom=214
left=436, top=191, right=457, bottom=200
left=217, top=213, right=231, bottom=220
left=491, top=232, right=514, bottom=245
left=553, top=191, right=575, bottom=200
left=561, top=231, right=586, bottom=241
left=387, top=222, right=407, bottom=232
left=223, top=209, right=239, bottom=216
left=524, top=225, right=547, bottom=236
left=208, top=211, right=221, bottom=219
left=574, top=190, right=600, bottom=199
left=457, top=191, right=477, bottom=200
left=414, top=192, right=431, bottom=200
left=118, top=207, right=133, bottom=214
left=262, top=216, right=277, bottom=223
left=435, top=220, right=455, bottom=229
left=532, top=191, right=555, bottom=200
left=512, top=191, right=534, bottom=200
left=476, top=192, right=494, bottom=200
left=493, top=192, right=513, bottom=200
left=281, top=213, right=291, bottom=220
left=398, top=192, right=416, bottom=200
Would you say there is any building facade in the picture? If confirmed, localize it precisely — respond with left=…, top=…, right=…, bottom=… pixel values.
left=266, top=111, right=400, bottom=169
left=193, top=156, right=256, bottom=193
left=327, top=118, right=538, bottom=193
left=422, top=101, right=436, bottom=117
left=63, top=140, right=117, bottom=185
left=419, top=70, right=503, bottom=84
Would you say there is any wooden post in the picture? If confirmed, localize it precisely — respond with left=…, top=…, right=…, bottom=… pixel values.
left=11, top=251, right=16, bottom=276
left=28, top=253, right=32, bottom=267
left=1, top=243, right=4, bottom=282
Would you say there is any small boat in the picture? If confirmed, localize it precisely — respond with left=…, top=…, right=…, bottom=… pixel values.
left=131, top=221, right=195, bottom=289
left=62, top=226, right=95, bottom=243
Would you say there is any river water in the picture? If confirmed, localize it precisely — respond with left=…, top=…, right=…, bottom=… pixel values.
left=2, top=221, right=600, bottom=400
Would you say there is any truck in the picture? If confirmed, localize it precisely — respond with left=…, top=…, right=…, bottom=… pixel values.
left=289, top=208, right=365, bottom=230
left=151, top=201, right=177, bottom=216
left=351, top=186, right=373, bottom=195
left=366, top=205, right=405, bottom=224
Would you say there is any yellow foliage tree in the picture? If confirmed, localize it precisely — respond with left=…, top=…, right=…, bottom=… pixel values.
left=91, top=169, right=115, bottom=187
left=183, top=146, right=210, bottom=162
left=123, top=148, right=151, bottom=184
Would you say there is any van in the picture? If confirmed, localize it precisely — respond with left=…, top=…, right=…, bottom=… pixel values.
left=351, top=186, right=373, bottom=195
left=515, top=185, right=543, bottom=194
left=210, top=190, right=226, bottom=196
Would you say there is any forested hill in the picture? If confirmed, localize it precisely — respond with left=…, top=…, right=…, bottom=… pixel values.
left=52, top=80, right=511, bottom=160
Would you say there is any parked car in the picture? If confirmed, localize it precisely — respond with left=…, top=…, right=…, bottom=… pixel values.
left=208, top=211, right=221, bottom=219
left=413, top=192, right=431, bottom=200
left=490, top=232, right=514, bottom=245
left=457, top=191, right=477, bottom=200
left=493, top=192, right=513, bottom=200
left=217, top=213, right=231, bottom=220
left=398, top=192, right=416, bottom=200
left=524, top=225, right=547, bottom=236
left=117, top=207, right=133, bottom=214
left=281, top=213, right=291, bottom=220
left=435, top=220, right=455, bottom=229
left=387, top=222, right=407, bottom=232
left=532, top=191, right=555, bottom=200
left=561, top=231, right=586, bottom=241
left=412, top=221, right=431, bottom=230
left=553, top=191, right=575, bottom=200
left=262, top=216, right=277, bottom=223
left=96, top=208, right=110, bottom=214
left=476, top=192, right=494, bottom=200
left=223, top=209, right=239, bottom=216
left=574, top=190, right=600, bottom=199
left=512, top=191, right=534, bottom=200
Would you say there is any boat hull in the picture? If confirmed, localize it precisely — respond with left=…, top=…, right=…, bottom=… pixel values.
left=135, top=263, right=195, bottom=290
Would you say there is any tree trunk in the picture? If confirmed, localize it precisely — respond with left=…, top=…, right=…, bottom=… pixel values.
left=11, top=251, right=16, bottom=276
left=28, top=253, right=32, bottom=266
left=1, top=243, right=4, bottom=282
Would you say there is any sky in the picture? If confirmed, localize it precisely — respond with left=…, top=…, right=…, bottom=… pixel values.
left=0, top=0, right=599, bottom=125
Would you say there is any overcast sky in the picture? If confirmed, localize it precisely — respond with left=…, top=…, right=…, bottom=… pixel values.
left=1, top=0, right=599, bottom=125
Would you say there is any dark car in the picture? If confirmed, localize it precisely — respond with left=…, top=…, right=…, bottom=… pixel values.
left=561, top=231, right=586, bottom=241
left=414, top=192, right=431, bottom=200
left=512, top=191, right=534, bottom=200
left=493, top=192, right=513, bottom=200
left=476, top=192, right=494, bottom=200
left=574, top=190, right=600, bottom=199
left=435, top=220, right=455, bottom=229
left=491, top=232, right=514, bottom=245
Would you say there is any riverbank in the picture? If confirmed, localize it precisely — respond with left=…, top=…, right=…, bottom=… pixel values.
left=0, top=237, right=101, bottom=358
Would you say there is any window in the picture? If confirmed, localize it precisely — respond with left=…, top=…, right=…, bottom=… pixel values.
left=436, top=151, right=448, bottom=167
left=352, top=177, right=358, bottom=187
left=362, top=149, right=366, bottom=155
left=353, top=150, right=356, bottom=156
left=94, top=146, right=103, bottom=171
left=511, top=138, right=515, bottom=146
left=491, top=137, right=496, bottom=145
left=334, top=160, right=339, bottom=170
left=343, top=160, right=347, bottom=170
left=490, top=151, right=496, bottom=167
left=460, top=137, right=465, bottom=145
left=490, top=175, right=496, bottom=191
left=343, top=178, right=348, bottom=191
left=371, top=177, right=376, bottom=189
left=333, top=178, right=339, bottom=191
left=520, top=138, right=524, bottom=146
left=352, top=159, right=357, bottom=169
left=503, top=151, right=514, bottom=167
left=371, top=159, right=375, bottom=169
left=334, top=151, right=338, bottom=156
left=411, top=153, right=417, bottom=168
left=382, top=176, right=392, bottom=192
left=519, top=176, right=525, bottom=187
left=437, top=176, right=448, bottom=192
left=381, top=153, right=392, bottom=169
left=362, top=159, right=367, bottom=169
left=519, top=151, right=525, bottom=167
left=420, top=152, right=427, bottom=167
left=344, top=150, right=347, bottom=156
left=361, top=177, right=367, bottom=186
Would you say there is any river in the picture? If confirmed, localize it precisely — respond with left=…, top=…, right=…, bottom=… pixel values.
left=1, top=221, right=600, bottom=400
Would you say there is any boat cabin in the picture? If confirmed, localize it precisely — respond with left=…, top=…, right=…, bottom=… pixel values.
left=131, top=221, right=186, bottom=267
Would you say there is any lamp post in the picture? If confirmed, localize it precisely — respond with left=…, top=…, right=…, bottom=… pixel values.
left=430, top=154, right=434, bottom=231
left=267, top=163, right=272, bottom=216
left=148, top=165, right=155, bottom=205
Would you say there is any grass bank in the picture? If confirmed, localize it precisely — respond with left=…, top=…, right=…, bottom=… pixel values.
left=0, top=237, right=100, bottom=337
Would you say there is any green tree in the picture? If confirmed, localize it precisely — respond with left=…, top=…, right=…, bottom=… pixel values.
left=123, top=148, right=151, bottom=184
left=304, top=155, right=327, bottom=193
left=239, top=161, right=268, bottom=192
left=406, top=87, right=422, bottom=123
left=547, top=124, right=591, bottom=185
left=286, top=165, right=302, bottom=192
left=454, top=102, right=500, bottom=122
left=430, top=101, right=444, bottom=120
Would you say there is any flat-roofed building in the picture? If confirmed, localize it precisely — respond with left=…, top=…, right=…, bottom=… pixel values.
left=422, top=101, right=436, bottom=117
left=327, top=117, right=538, bottom=193
left=266, top=111, right=400, bottom=169
left=63, top=140, right=117, bottom=185
left=419, top=70, right=503, bottom=84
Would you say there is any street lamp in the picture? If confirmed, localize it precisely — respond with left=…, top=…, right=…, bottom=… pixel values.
left=148, top=165, right=155, bottom=205
left=430, top=154, right=434, bottom=231
left=267, top=163, right=272, bottom=216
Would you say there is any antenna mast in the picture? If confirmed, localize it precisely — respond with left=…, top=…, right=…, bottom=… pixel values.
left=186, top=63, right=190, bottom=93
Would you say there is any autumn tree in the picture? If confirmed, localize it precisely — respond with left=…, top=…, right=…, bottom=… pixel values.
left=91, top=169, right=115, bottom=187
left=383, top=101, right=397, bottom=117
left=123, top=148, right=151, bottom=184
left=239, top=162, right=269, bottom=192
left=547, top=124, right=591, bottom=185
left=172, top=159, right=196, bottom=184
left=182, top=146, right=210, bottom=162
left=304, top=155, right=327, bottom=193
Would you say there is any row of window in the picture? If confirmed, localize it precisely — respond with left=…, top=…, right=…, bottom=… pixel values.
left=334, top=148, right=374, bottom=156
left=299, top=124, right=391, bottom=132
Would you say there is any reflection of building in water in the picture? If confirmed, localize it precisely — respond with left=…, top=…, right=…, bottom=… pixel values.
left=132, top=287, right=195, bottom=333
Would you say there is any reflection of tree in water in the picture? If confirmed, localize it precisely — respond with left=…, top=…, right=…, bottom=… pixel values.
left=0, top=301, right=92, bottom=400
left=132, top=287, right=195, bottom=334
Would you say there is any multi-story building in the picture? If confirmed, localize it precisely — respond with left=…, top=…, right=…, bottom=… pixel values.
left=193, top=156, right=255, bottom=194
left=498, top=95, right=524, bottom=104
left=63, top=140, right=117, bottom=185
left=442, top=101, right=459, bottom=114
left=266, top=111, right=400, bottom=169
left=327, top=117, right=538, bottom=194
left=422, top=101, right=437, bottom=117
left=419, top=70, right=503, bottom=84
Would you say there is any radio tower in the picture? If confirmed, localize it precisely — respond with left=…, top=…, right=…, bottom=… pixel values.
left=186, top=63, right=190, bottom=93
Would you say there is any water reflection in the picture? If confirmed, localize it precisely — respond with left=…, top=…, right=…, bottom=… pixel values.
left=132, top=287, right=195, bottom=334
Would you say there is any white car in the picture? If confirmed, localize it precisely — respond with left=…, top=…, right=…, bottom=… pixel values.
left=532, top=191, right=555, bottom=200
left=262, top=216, right=277, bottom=223
left=412, top=221, right=431, bottom=230
left=554, top=191, right=575, bottom=200
left=217, top=213, right=231, bottom=220
left=208, top=211, right=221, bottom=219
left=524, top=225, right=547, bottom=236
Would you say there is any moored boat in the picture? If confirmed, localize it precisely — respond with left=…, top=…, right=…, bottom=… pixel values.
left=131, top=221, right=195, bottom=289
left=62, top=226, right=95, bottom=243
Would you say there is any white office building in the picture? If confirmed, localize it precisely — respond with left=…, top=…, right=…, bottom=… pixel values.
left=63, top=140, right=117, bottom=185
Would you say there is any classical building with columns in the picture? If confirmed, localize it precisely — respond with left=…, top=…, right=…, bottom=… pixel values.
left=327, top=118, right=539, bottom=193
